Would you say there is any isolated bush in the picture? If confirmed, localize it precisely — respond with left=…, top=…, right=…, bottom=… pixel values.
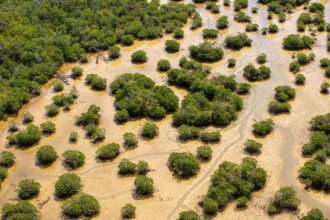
left=85, top=74, right=107, bottom=90
left=225, top=33, right=252, bottom=50
left=11, top=124, right=41, bottom=147
left=96, top=143, right=120, bottom=161
left=178, top=211, right=200, bottom=220
left=245, top=23, right=259, bottom=32
left=40, top=121, right=56, bottom=134
left=295, top=74, right=306, bottom=85
left=203, top=29, right=218, bottom=39
left=320, top=58, right=330, bottom=68
left=268, top=101, right=291, bottom=114
left=257, top=53, right=267, bottom=64
left=174, top=28, right=184, bottom=39
left=268, top=24, right=279, bottom=33
left=237, top=83, right=251, bottom=95
left=216, top=16, right=229, bottom=29
left=228, top=58, right=236, bottom=68
left=243, top=64, right=271, bottom=81
left=200, top=131, right=221, bottom=143
left=283, top=34, right=314, bottom=50
left=197, top=145, right=212, bottom=161
left=17, top=179, right=41, bottom=200
left=108, top=45, right=120, bottom=59
left=320, top=82, right=330, bottom=94
left=52, top=93, right=74, bottom=107
left=118, top=159, right=136, bottom=175
left=45, top=104, right=59, bottom=117
left=0, top=151, right=15, bottom=167
left=244, top=139, right=262, bottom=155
left=22, top=112, right=34, bottom=124
left=63, top=150, right=85, bottom=169
left=300, top=209, right=327, bottom=220
left=53, top=80, right=64, bottom=92
left=290, top=61, right=300, bottom=73
left=168, top=152, right=200, bottom=178
left=134, top=175, right=154, bottom=196
left=189, top=42, right=224, bottom=62
left=296, top=53, right=311, bottom=65
left=69, top=131, right=78, bottom=143
left=157, top=59, right=171, bottom=72
left=7, top=122, right=18, bottom=133
left=121, top=204, right=136, bottom=219
left=71, top=66, right=84, bottom=79
left=1, top=201, right=39, bottom=220
left=234, top=12, right=251, bottom=23
left=165, top=40, right=180, bottom=53
left=274, top=85, right=295, bottom=102
left=62, top=193, right=100, bottom=218
left=141, top=121, right=159, bottom=138
left=123, top=132, right=138, bottom=149
left=267, top=187, right=300, bottom=215
left=178, top=125, right=201, bottom=141
left=131, top=50, right=147, bottom=63
left=137, top=160, right=149, bottom=175
left=55, top=173, right=81, bottom=198
left=253, top=119, right=274, bottom=137
left=36, top=145, right=57, bottom=165
left=76, top=105, right=101, bottom=126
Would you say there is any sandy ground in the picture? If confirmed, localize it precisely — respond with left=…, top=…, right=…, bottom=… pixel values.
left=0, top=0, right=329, bottom=219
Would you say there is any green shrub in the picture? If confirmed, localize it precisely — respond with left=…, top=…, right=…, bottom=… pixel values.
left=63, top=150, right=85, bottom=169
left=45, top=104, right=59, bottom=117
left=123, top=132, right=138, bottom=149
left=274, top=85, right=295, bottom=102
left=168, top=152, right=200, bottom=178
left=165, top=40, right=180, bottom=53
left=173, top=28, right=184, bottom=39
left=202, top=29, right=218, bottom=39
left=228, top=58, right=236, bottom=68
left=11, top=124, right=41, bottom=147
left=268, top=101, right=291, bottom=114
left=268, top=24, right=279, bottom=33
left=320, top=82, right=330, bottom=94
left=157, top=59, right=171, bottom=72
left=121, top=204, right=136, bottom=219
left=252, top=7, right=258, bottom=13
left=300, top=209, right=327, bottom=220
left=245, top=23, right=259, bottom=32
left=243, top=64, right=271, bottom=81
left=115, top=110, right=129, bottom=123
left=55, top=173, right=81, bottom=198
left=296, top=53, right=311, bottom=65
left=52, top=93, right=74, bottom=107
left=256, top=53, right=267, bottom=64
left=225, top=33, right=252, bottom=50
left=253, top=119, right=274, bottom=137
left=295, top=74, right=306, bottom=85
left=234, top=12, right=251, bottom=22
left=137, top=160, right=149, bottom=175
left=267, top=187, right=301, bottom=215
left=178, top=211, right=200, bottom=220
left=320, top=58, right=330, bottom=68
left=290, top=61, right=300, bottom=73
left=118, top=159, right=136, bottom=175
left=203, top=197, right=218, bottom=215
left=76, top=105, right=101, bottom=126
left=237, top=83, right=251, bottom=95
left=36, top=145, right=57, bottom=166
left=244, top=139, right=262, bottom=155
left=69, top=131, right=78, bottom=143
left=121, top=34, right=135, bottom=46
left=0, top=166, right=8, bottom=181
left=189, top=42, right=224, bottom=62
left=134, top=175, right=154, bottom=196
left=71, top=66, right=84, bottom=79
left=53, top=80, right=64, bottom=92
left=216, top=16, right=229, bottom=29
left=200, top=131, right=221, bottom=143
left=96, top=143, right=120, bottom=161
left=213, top=75, right=238, bottom=91
left=0, top=151, right=15, bottom=167
left=178, top=125, right=201, bottom=141
left=236, top=196, right=249, bottom=208
left=62, top=193, right=100, bottom=218
left=108, top=45, right=120, bottom=59
left=190, top=13, right=202, bottom=29
left=141, top=121, right=159, bottom=138
left=17, top=179, right=41, bottom=200
left=85, top=74, right=107, bottom=90
left=40, top=121, right=56, bottom=134
left=22, top=112, right=34, bottom=124
left=7, top=122, right=18, bottom=133
left=283, top=34, right=314, bottom=50
left=197, top=145, right=212, bottom=161
left=1, top=201, right=39, bottom=220
left=131, top=50, right=147, bottom=63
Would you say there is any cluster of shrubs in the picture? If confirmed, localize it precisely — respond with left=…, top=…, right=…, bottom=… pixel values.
left=320, top=58, right=330, bottom=78
left=225, top=33, right=252, bottom=50
left=234, top=0, right=248, bottom=11
left=253, top=119, right=274, bottom=137
left=190, top=13, right=203, bottom=29
left=300, top=209, right=327, bottom=220
left=76, top=105, right=105, bottom=142
left=1, top=201, right=39, bottom=219
left=168, top=152, right=200, bottom=178
left=178, top=125, right=221, bottom=143
left=168, top=58, right=243, bottom=129
left=282, top=34, right=314, bottom=50
left=268, top=86, right=295, bottom=115
left=0, top=151, right=15, bottom=189
left=7, top=124, right=41, bottom=147
left=267, top=187, right=300, bottom=215
left=178, top=210, right=201, bottom=220
left=202, top=29, right=218, bottom=39
left=259, top=0, right=309, bottom=16
left=296, top=7, right=329, bottom=32
left=110, top=73, right=178, bottom=122
left=46, top=88, right=78, bottom=116
left=118, top=159, right=150, bottom=176
left=202, top=157, right=267, bottom=215
left=289, top=53, right=314, bottom=73
left=243, top=63, right=271, bottom=81
left=205, top=2, right=220, bottom=13
left=189, top=41, right=224, bottom=62
left=62, top=193, right=100, bottom=218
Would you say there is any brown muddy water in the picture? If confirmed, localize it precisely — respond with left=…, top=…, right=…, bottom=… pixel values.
left=0, top=0, right=330, bottom=219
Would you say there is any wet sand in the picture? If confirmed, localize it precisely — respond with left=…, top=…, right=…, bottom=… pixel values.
left=0, top=0, right=329, bottom=219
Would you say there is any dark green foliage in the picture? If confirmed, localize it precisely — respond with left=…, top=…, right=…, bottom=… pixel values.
left=237, top=83, right=251, bottom=95
left=283, top=34, right=314, bottom=50
left=52, top=93, right=74, bottom=108
left=225, top=33, right=252, bottom=50
left=217, top=16, right=229, bottom=29
left=121, top=204, right=136, bottom=219
left=268, top=101, right=291, bottom=114
left=53, top=80, right=64, bottom=92
left=165, top=40, right=180, bottom=53
left=115, top=110, right=129, bottom=123
left=213, top=75, right=238, bottom=92
left=96, top=143, right=120, bottom=161
left=0, top=151, right=15, bottom=167
left=141, top=121, right=159, bottom=138
left=300, top=209, right=327, bottom=220
left=85, top=74, right=107, bottom=91
left=168, top=152, right=200, bottom=178
left=236, top=196, right=249, bottom=208
left=9, top=124, right=41, bottom=147
left=197, top=145, right=212, bottom=161
left=309, top=2, right=325, bottom=12
left=295, top=74, right=306, bottom=85
left=190, top=13, right=203, bottom=29
left=200, top=131, right=221, bottom=143
left=189, top=42, right=224, bottom=62
left=124, top=132, right=138, bottom=149
left=118, top=159, right=136, bottom=175
left=110, top=73, right=178, bottom=120
left=228, top=58, right=236, bottom=68
left=40, top=121, right=56, bottom=134
left=267, top=187, right=301, bottom=215
left=268, top=24, right=279, bottom=33
left=69, top=131, right=78, bottom=143
left=71, top=66, right=84, bottom=79
left=121, top=35, right=135, bottom=46
left=45, top=104, right=59, bottom=117
left=178, top=210, right=200, bottom=220
left=320, top=82, right=330, bottom=94
left=134, top=175, right=154, bottom=196
left=0, top=166, right=8, bottom=182
left=108, top=45, right=120, bottom=59
left=178, top=125, right=201, bottom=141
left=290, top=61, right=300, bottom=73
left=202, top=29, right=219, bottom=39
left=244, top=139, right=262, bottom=155
left=320, top=58, right=330, bottom=68
left=299, top=159, right=330, bottom=191
left=257, top=53, right=267, bottom=64
left=55, top=173, right=81, bottom=198
left=63, top=150, right=85, bottom=169
left=243, top=64, right=271, bottom=81
left=297, top=53, right=312, bottom=65
left=325, top=67, right=330, bottom=78
left=131, top=50, right=147, bottom=63
left=234, top=12, right=251, bottom=23
left=234, top=0, right=248, bottom=11
left=157, top=59, right=171, bottom=72
left=274, top=86, right=295, bottom=102
left=1, top=201, right=39, bottom=220
left=62, top=193, right=100, bottom=218
left=245, top=23, right=259, bottom=32
left=76, top=105, right=101, bottom=126
left=174, top=28, right=184, bottom=39
left=22, top=112, right=34, bottom=124
left=17, top=179, right=40, bottom=200
left=253, top=119, right=274, bottom=137
left=204, top=157, right=266, bottom=214
left=314, top=149, right=327, bottom=162
left=137, top=160, right=150, bottom=175
left=36, top=145, right=57, bottom=166
left=203, top=197, right=218, bottom=215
